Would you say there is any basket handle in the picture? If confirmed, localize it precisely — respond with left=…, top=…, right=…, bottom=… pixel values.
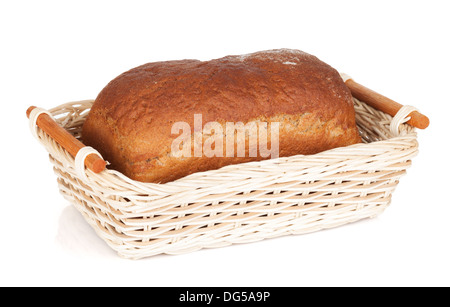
left=26, top=106, right=107, bottom=173
left=343, top=78, right=429, bottom=129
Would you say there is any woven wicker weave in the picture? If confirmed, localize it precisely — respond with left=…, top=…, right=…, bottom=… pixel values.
left=30, top=95, right=419, bottom=259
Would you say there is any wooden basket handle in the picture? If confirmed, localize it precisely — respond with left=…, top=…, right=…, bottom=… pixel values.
left=27, top=106, right=106, bottom=173
left=344, top=78, right=429, bottom=129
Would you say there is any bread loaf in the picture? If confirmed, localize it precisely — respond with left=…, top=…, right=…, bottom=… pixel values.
left=82, top=49, right=361, bottom=183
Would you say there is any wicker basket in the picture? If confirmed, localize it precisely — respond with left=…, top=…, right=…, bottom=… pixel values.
left=27, top=76, right=426, bottom=259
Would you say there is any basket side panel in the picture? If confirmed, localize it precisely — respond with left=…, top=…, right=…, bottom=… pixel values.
left=52, top=156, right=410, bottom=259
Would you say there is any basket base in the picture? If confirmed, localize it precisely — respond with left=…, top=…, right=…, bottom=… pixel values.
left=61, top=186, right=389, bottom=259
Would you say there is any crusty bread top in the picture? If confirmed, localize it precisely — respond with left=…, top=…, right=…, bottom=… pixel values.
left=82, top=49, right=360, bottom=182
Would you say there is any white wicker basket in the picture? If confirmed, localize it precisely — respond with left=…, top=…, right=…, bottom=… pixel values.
left=27, top=77, right=425, bottom=259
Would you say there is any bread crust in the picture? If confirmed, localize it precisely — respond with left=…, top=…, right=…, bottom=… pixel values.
left=82, top=49, right=361, bottom=183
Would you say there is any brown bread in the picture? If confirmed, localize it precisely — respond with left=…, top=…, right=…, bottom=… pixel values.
left=82, top=49, right=361, bottom=183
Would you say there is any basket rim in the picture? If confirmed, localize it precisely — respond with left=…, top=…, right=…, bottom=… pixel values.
left=39, top=98, right=418, bottom=192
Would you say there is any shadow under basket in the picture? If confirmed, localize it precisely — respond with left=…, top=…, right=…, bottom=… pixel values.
left=27, top=78, right=426, bottom=259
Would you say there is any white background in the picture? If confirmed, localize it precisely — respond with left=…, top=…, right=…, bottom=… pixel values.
left=1, top=0, right=449, bottom=287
